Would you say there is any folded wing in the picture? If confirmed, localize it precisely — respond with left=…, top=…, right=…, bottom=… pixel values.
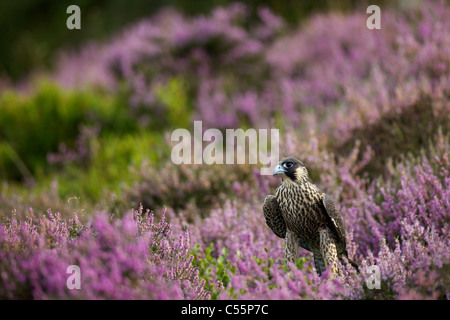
left=263, top=195, right=286, bottom=239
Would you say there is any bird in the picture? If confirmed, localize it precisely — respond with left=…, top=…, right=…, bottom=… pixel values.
left=263, top=157, right=358, bottom=276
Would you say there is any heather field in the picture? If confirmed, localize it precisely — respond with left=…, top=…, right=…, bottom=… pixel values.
left=0, top=1, right=449, bottom=300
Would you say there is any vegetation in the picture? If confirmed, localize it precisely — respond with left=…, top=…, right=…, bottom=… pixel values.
left=0, top=1, right=448, bottom=300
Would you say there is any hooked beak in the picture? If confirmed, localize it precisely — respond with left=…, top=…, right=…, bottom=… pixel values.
left=273, top=164, right=285, bottom=176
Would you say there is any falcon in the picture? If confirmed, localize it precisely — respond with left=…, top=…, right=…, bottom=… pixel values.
left=263, top=157, right=358, bottom=276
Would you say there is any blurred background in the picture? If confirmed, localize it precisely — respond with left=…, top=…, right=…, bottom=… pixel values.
left=0, top=0, right=447, bottom=217
left=0, top=0, right=449, bottom=300
left=0, top=0, right=395, bottom=82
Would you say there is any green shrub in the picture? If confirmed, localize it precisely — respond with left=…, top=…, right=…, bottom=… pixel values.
left=191, top=243, right=234, bottom=300
left=154, top=77, right=193, bottom=129
left=0, top=82, right=135, bottom=181
left=40, top=130, right=168, bottom=205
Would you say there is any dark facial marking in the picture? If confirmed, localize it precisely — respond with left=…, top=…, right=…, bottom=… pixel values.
left=280, top=157, right=304, bottom=181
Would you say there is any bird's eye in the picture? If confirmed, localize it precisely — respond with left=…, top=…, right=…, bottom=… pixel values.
left=283, top=162, right=293, bottom=168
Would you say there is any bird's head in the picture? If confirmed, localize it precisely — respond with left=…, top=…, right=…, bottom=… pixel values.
left=273, top=157, right=310, bottom=183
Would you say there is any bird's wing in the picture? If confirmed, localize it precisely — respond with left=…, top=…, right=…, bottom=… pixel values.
left=322, top=194, right=360, bottom=271
left=263, top=195, right=286, bottom=239
left=321, top=194, right=347, bottom=247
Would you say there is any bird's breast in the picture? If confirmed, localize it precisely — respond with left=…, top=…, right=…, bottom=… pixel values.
left=275, top=183, right=326, bottom=240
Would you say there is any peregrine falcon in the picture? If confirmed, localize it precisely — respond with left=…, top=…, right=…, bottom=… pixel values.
left=263, top=157, right=358, bottom=276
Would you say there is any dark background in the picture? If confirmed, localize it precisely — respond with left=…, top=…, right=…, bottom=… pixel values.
left=0, top=0, right=390, bottom=82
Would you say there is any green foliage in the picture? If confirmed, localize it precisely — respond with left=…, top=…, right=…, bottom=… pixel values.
left=0, top=82, right=136, bottom=181
left=0, top=83, right=83, bottom=180
left=191, top=244, right=312, bottom=299
left=0, top=77, right=196, bottom=209
left=191, top=243, right=235, bottom=299
left=154, top=77, right=193, bottom=129
left=42, top=130, right=167, bottom=205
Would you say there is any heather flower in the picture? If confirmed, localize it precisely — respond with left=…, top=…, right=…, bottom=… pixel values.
left=4, top=0, right=448, bottom=300
left=50, top=1, right=449, bottom=132
left=0, top=208, right=209, bottom=299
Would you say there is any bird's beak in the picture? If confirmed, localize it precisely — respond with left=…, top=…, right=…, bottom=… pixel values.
left=273, top=164, right=285, bottom=176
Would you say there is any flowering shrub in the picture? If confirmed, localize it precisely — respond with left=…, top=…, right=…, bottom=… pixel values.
left=123, top=158, right=257, bottom=219
left=165, top=130, right=449, bottom=299
left=53, top=4, right=285, bottom=128
left=1, top=0, right=449, bottom=300
left=335, top=96, right=449, bottom=178
left=1, top=132, right=448, bottom=299
left=0, top=207, right=209, bottom=299
left=53, top=1, right=449, bottom=132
